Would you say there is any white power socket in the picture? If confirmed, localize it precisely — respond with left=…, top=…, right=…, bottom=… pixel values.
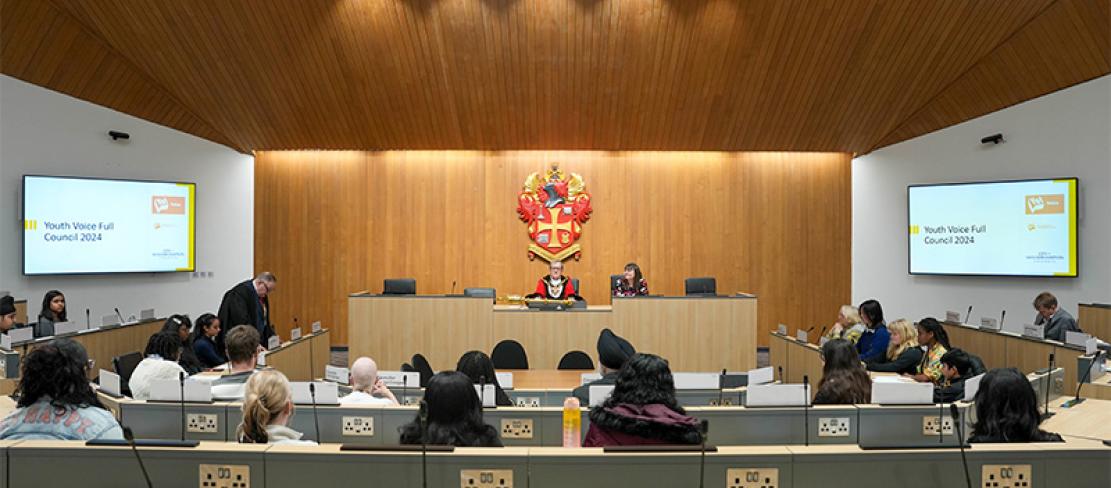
left=817, top=417, right=850, bottom=437
left=460, top=469, right=513, bottom=488
left=981, top=465, right=1032, bottom=488
left=726, top=468, right=778, bottom=488
left=187, top=413, right=219, bottom=433
left=921, top=415, right=954, bottom=436
left=342, top=416, right=375, bottom=436
left=499, top=419, right=534, bottom=439
left=199, top=464, right=250, bottom=488
left=709, top=398, right=735, bottom=406
left=514, top=396, right=541, bottom=408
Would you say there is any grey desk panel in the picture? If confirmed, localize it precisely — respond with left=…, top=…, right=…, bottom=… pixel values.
left=528, top=448, right=792, bottom=488
left=1039, top=445, right=1111, bottom=488
left=120, top=401, right=233, bottom=442
left=9, top=442, right=267, bottom=488
left=857, top=404, right=972, bottom=449
left=483, top=408, right=590, bottom=447
left=689, top=406, right=858, bottom=446
left=286, top=405, right=389, bottom=445
left=265, top=446, right=529, bottom=488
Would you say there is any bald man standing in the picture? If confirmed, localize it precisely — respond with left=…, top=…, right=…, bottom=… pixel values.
left=339, top=357, right=399, bottom=405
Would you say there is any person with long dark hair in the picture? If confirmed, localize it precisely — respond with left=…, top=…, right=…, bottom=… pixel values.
left=128, top=331, right=188, bottom=400
left=855, top=299, right=889, bottom=362
left=583, top=353, right=703, bottom=447
left=191, top=313, right=227, bottom=368
left=969, top=368, right=1062, bottom=443
left=162, top=314, right=203, bottom=374
left=34, top=289, right=67, bottom=338
left=909, top=317, right=950, bottom=385
left=399, top=371, right=502, bottom=447
left=813, top=339, right=872, bottom=405
left=0, top=338, right=123, bottom=440
left=456, top=350, right=511, bottom=406
left=613, top=262, right=649, bottom=297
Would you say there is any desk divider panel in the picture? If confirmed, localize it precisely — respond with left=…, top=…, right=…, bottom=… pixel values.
left=120, top=401, right=234, bottom=442
left=527, top=446, right=793, bottom=488
left=856, top=403, right=972, bottom=449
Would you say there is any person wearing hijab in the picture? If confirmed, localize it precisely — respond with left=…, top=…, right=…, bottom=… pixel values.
left=573, top=329, right=635, bottom=404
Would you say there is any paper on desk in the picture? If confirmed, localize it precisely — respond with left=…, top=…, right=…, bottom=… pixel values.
left=872, top=375, right=914, bottom=384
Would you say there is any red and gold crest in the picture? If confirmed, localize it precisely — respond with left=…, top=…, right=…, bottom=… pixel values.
left=516, top=163, right=592, bottom=262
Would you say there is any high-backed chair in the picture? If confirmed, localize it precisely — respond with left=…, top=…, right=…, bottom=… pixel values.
left=557, top=350, right=595, bottom=370
left=112, top=351, right=143, bottom=396
left=571, top=278, right=581, bottom=297
left=684, top=277, right=717, bottom=296
left=411, top=354, right=434, bottom=387
left=383, top=278, right=416, bottom=295
left=609, top=274, right=623, bottom=295
left=491, top=340, right=529, bottom=369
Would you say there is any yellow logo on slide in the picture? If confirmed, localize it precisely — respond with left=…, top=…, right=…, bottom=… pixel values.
left=23, top=219, right=37, bottom=231
left=1025, top=194, right=1064, bottom=215
left=909, top=225, right=920, bottom=235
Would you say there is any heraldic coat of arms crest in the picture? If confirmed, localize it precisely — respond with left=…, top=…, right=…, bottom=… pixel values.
left=516, top=163, right=592, bottom=262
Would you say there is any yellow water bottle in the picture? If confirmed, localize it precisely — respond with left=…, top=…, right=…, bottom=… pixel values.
left=562, top=397, right=582, bottom=447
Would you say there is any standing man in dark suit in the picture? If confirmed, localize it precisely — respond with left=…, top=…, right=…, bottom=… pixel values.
left=216, top=272, right=277, bottom=352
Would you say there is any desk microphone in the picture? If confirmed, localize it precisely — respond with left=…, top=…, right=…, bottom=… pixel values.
left=1062, top=350, right=1105, bottom=408
left=123, top=426, right=153, bottom=488
left=86, top=308, right=91, bottom=328
left=115, top=307, right=125, bottom=324
left=419, top=400, right=429, bottom=488
left=293, top=316, right=300, bottom=336
left=451, top=281, right=457, bottom=295
left=178, top=372, right=187, bottom=441
left=964, top=306, right=973, bottom=324
left=698, top=420, right=709, bottom=488
left=777, top=366, right=783, bottom=383
left=478, top=375, right=487, bottom=407
left=1042, top=353, right=1055, bottom=420
left=802, top=375, right=810, bottom=446
left=308, top=382, right=321, bottom=442
left=999, top=310, right=1006, bottom=330
left=717, top=369, right=727, bottom=406
left=817, top=326, right=828, bottom=341
left=951, top=404, right=972, bottom=488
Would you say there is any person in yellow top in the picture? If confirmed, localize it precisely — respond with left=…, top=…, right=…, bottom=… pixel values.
left=907, top=317, right=951, bottom=385
left=825, top=305, right=866, bottom=345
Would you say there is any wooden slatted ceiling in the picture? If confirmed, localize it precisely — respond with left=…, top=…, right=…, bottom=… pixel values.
left=4, top=0, right=1108, bottom=153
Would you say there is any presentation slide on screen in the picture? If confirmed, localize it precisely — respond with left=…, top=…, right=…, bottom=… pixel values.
left=23, top=176, right=195, bottom=274
left=908, top=179, right=1077, bottom=277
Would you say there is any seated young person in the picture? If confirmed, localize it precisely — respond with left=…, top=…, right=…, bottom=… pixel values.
left=825, top=305, right=866, bottom=345
left=573, top=328, right=636, bottom=405
left=237, top=370, right=316, bottom=445
left=908, top=318, right=950, bottom=385
left=969, top=368, right=1062, bottom=443
left=191, top=313, right=227, bottom=368
left=813, top=339, right=872, bottom=405
left=934, top=349, right=976, bottom=403
left=212, top=325, right=262, bottom=401
left=162, top=315, right=203, bottom=375
left=0, top=296, right=24, bottom=333
left=865, top=319, right=923, bottom=375
left=583, top=353, right=703, bottom=447
left=1033, top=292, right=1081, bottom=342
left=456, top=350, right=511, bottom=406
left=129, top=331, right=189, bottom=400
left=34, top=289, right=67, bottom=338
left=855, top=299, right=889, bottom=362
left=0, top=339, right=123, bottom=440
left=339, top=357, right=399, bottom=405
left=399, top=371, right=502, bottom=447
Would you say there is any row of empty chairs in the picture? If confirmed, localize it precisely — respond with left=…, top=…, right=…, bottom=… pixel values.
left=400, top=341, right=594, bottom=386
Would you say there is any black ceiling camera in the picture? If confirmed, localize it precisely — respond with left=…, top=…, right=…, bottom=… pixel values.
left=108, top=130, right=130, bottom=141
left=980, top=133, right=1003, bottom=145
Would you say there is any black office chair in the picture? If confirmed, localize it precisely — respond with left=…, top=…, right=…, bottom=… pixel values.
left=491, top=340, right=529, bottom=369
left=969, top=353, right=987, bottom=376
left=401, top=362, right=415, bottom=372
left=609, top=274, right=623, bottom=294
left=112, top=351, right=143, bottom=396
left=383, top=278, right=417, bottom=295
left=571, top=278, right=581, bottom=297
left=464, top=287, right=496, bottom=299
left=684, top=277, right=717, bottom=296
left=411, top=354, right=434, bottom=387
left=557, top=350, right=595, bottom=370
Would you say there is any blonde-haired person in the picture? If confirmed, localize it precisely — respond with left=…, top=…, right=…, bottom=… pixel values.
left=865, top=319, right=923, bottom=375
left=825, top=305, right=866, bottom=345
left=237, top=370, right=316, bottom=445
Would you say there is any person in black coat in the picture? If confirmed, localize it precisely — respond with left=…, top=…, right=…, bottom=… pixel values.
left=191, top=313, right=227, bottom=368
left=216, top=273, right=277, bottom=353
left=162, top=315, right=204, bottom=375
left=573, top=329, right=635, bottom=405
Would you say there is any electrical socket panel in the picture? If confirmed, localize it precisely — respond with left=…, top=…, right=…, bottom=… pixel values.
left=708, top=398, right=735, bottom=407
left=514, top=397, right=541, bottom=408
left=726, top=468, right=779, bottom=488
left=981, top=465, right=1032, bottom=488
left=400, top=396, right=420, bottom=406
left=499, top=419, right=534, bottom=439
left=817, top=417, right=850, bottom=437
left=460, top=470, right=513, bottom=488
left=187, top=413, right=219, bottom=433
left=199, top=464, right=250, bottom=488
left=341, top=416, right=375, bottom=436
left=921, top=415, right=954, bottom=436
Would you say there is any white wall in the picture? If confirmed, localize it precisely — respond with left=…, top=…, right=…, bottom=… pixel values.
left=853, top=75, right=1111, bottom=334
left=0, top=75, right=254, bottom=324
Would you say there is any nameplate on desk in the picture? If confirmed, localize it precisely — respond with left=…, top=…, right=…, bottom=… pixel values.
left=796, top=330, right=808, bottom=343
left=588, top=385, right=614, bottom=407
left=495, top=372, right=513, bottom=389
left=257, top=351, right=267, bottom=366
left=290, top=328, right=302, bottom=341
left=149, top=378, right=213, bottom=403
left=673, top=372, right=719, bottom=390
left=944, top=311, right=961, bottom=323
left=140, top=308, right=156, bottom=321
left=311, top=321, right=322, bottom=333
left=580, top=373, right=602, bottom=385
left=99, top=369, right=122, bottom=397
left=1066, top=331, right=1092, bottom=347
left=963, top=373, right=985, bottom=401
left=55, top=321, right=84, bottom=335
left=746, top=384, right=810, bottom=407
left=292, top=381, right=339, bottom=405
left=777, top=324, right=788, bottom=335
left=9, top=328, right=32, bottom=343
left=0, top=334, right=10, bottom=350
left=101, top=314, right=121, bottom=327
left=979, top=317, right=999, bottom=330
left=1023, top=323, right=1045, bottom=339
left=870, top=381, right=933, bottom=405
left=747, top=366, right=774, bottom=385
left=325, top=365, right=351, bottom=384
left=1085, top=337, right=1098, bottom=355
left=378, top=371, right=419, bottom=388
left=474, top=384, right=496, bottom=407
left=267, top=335, right=281, bottom=350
